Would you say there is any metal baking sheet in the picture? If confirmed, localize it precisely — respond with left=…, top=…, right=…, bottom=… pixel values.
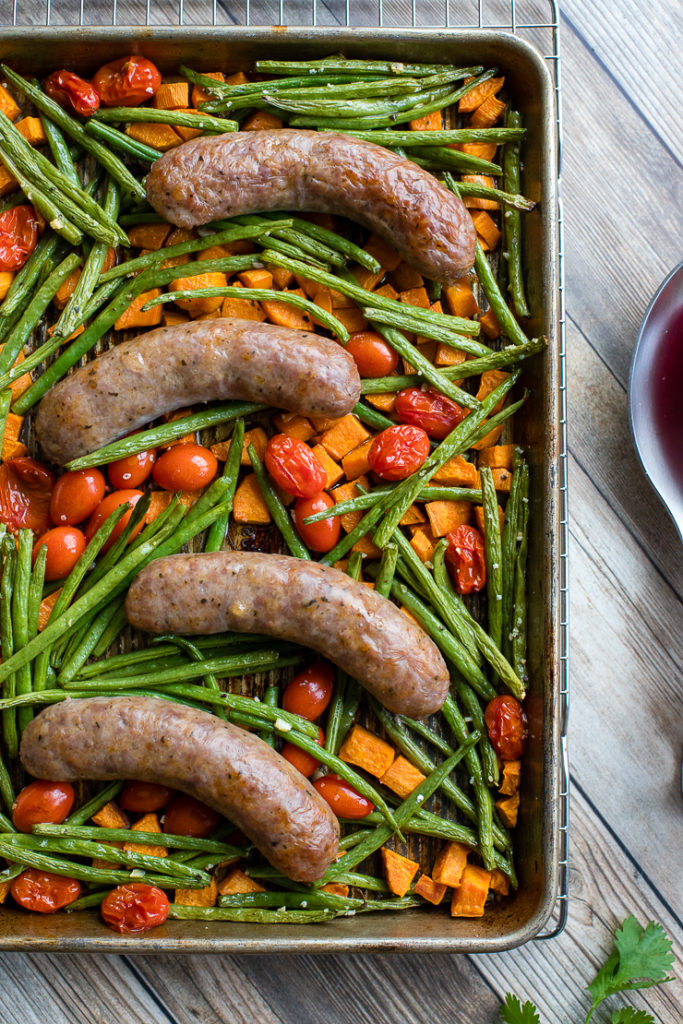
left=0, top=25, right=563, bottom=953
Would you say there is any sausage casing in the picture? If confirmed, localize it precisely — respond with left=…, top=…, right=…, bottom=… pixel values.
left=20, top=696, right=340, bottom=883
left=126, top=552, right=450, bottom=718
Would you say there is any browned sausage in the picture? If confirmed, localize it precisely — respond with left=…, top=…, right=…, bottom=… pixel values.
left=125, top=552, right=450, bottom=718
left=35, top=317, right=361, bottom=465
left=145, top=131, right=476, bottom=284
left=20, top=695, right=340, bottom=883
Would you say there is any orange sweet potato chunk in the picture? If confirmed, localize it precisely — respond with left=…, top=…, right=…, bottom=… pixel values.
left=381, top=847, right=419, bottom=897
left=339, top=724, right=395, bottom=779
left=450, top=864, right=491, bottom=917
left=218, top=867, right=265, bottom=896
left=413, top=874, right=448, bottom=905
left=432, top=841, right=469, bottom=887
left=499, top=759, right=521, bottom=796
left=379, top=755, right=426, bottom=799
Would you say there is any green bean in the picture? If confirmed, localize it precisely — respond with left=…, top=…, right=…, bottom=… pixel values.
left=93, top=107, right=238, bottom=132
left=247, top=444, right=309, bottom=560
left=229, top=213, right=345, bottom=267
left=76, top=632, right=270, bottom=679
left=501, top=453, right=524, bottom=661
left=57, top=596, right=127, bottom=683
left=170, top=903, right=337, bottom=923
left=1, top=65, right=145, bottom=202
left=0, top=751, right=14, bottom=817
left=374, top=544, right=398, bottom=599
left=352, top=402, right=394, bottom=434
left=324, top=553, right=362, bottom=756
left=503, top=110, right=530, bottom=317
left=363, top=308, right=489, bottom=360
left=17, top=540, right=46, bottom=734
left=1, top=535, right=18, bottom=756
left=259, top=681, right=279, bottom=748
left=410, top=145, right=500, bottom=175
left=0, top=140, right=82, bottom=244
left=253, top=213, right=380, bottom=272
left=303, top=486, right=481, bottom=526
left=255, top=58, right=479, bottom=78
left=440, top=695, right=495, bottom=869
left=37, top=822, right=244, bottom=857
left=203, top=420, right=243, bottom=553
left=65, top=891, right=109, bottom=911
left=66, top=782, right=124, bottom=826
left=324, top=870, right=389, bottom=892
left=399, top=715, right=454, bottom=757
left=219, top=890, right=362, bottom=911
left=0, top=232, right=61, bottom=328
left=40, top=115, right=81, bottom=187
left=512, top=463, right=530, bottom=683
left=264, top=81, right=458, bottom=118
left=339, top=128, right=523, bottom=147
left=369, top=325, right=481, bottom=409
left=83, top=119, right=161, bottom=162
left=455, top=676, right=499, bottom=787
left=403, top=808, right=516, bottom=883
left=481, top=466, right=504, bottom=650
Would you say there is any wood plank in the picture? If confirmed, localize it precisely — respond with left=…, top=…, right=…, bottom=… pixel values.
left=471, top=786, right=683, bottom=1023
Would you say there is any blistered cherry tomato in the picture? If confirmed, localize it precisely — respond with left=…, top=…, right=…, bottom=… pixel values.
left=281, top=727, right=325, bottom=778
left=85, top=489, right=143, bottom=551
left=265, top=434, right=326, bottom=499
left=0, top=205, right=40, bottom=272
left=152, top=444, right=217, bottom=492
left=12, top=780, right=75, bottom=833
left=395, top=386, right=466, bottom=440
left=12, top=869, right=81, bottom=913
left=44, top=70, right=100, bottom=116
left=313, top=775, right=374, bottom=819
left=101, top=883, right=169, bottom=934
left=49, top=468, right=106, bottom=526
left=163, top=794, right=221, bottom=838
left=120, top=781, right=173, bottom=814
left=0, top=458, right=54, bottom=535
left=282, top=662, right=335, bottom=721
left=292, top=492, right=340, bottom=553
left=33, top=526, right=86, bottom=581
left=108, top=449, right=156, bottom=489
left=445, top=524, right=486, bottom=594
left=92, top=56, right=161, bottom=107
left=485, top=696, right=528, bottom=760
left=368, top=424, right=430, bottom=481
left=345, top=331, right=399, bottom=378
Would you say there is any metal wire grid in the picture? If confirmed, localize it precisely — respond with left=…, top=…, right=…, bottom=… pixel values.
left=0, top=0, right=569, bottom=941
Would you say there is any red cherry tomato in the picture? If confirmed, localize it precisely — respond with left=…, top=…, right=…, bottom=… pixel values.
left=345, top=332, right=399, bottom=378
left=101, top=883, right=169, bottom=934
left=152, top=444, right=217, bottom=492
left=163, top=794, right=221, bottom=838
left=281, top=727, right=325, bottom=778
left=12, top=780, right=75, bottom=833
left=368, top=424, right=430, bottom=481
left=0, top=458, right=54, bottom=535
left=0, top=205, right=40, bottom=272
left=44, top=70, right=100, bottom=117
left=445, top=524, right=487, bottom=594
left=33, top=526, right=86, bottom=581
left=120, top=781, right=174, bottom=814
left=108, top=449, right=156, bottom=489
left=395, top=386, right=466, bottom=440
left=49, top=468, right=106, bottom=526
left=92, top=56, right=162, bottom=107
left=265, top=434, right=326, bottom=498
left=313, top=775, right=373, bottom=819
left=12, top=869, right=81, bottom=913
left=85, top=489, right=144, bottom=551
left=282, top=662, right=335, bottom=721
left=485, top=696, right=528, bottom=760
left=292, top=492, right=340, bottom=553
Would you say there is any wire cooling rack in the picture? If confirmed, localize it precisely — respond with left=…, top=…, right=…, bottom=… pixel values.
left=0, top=0, right=569, bottom=941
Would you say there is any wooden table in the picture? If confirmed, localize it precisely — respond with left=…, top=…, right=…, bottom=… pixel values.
left=0, top=1, right=681, bottom=1020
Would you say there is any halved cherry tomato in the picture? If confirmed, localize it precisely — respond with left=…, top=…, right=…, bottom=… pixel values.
left=44, top=70, right=100, bottom=117
left=101, top=883, right=169, bottom=934
left=108, top=449, right=156, bottom=489
left=485, top=695, right=528, bottom=760
left=313, top=775, right=373, bottom=819
left=85, top=489, right=143, bottom=551
left=12, top=780, right=75, bottom=833
left=0, top=205, right=40, bottom=273
left=120, top=781, right=173, bottom=814
left=265, top=434, right=326, bottom=498
left=163, top=794, right=221, bottom=838
left=152, top=443, right=217, bottom=492
left=33, top=526, right=86, bottom=581
left=49, top=468, right=106, bottom=526
left=292, top=492, right=340, bottom=553
left=282, top=661, right=335, bottom=721
left=12, top=869, right=81, bottom=913
left=0, top=458, right=54, bottom=535
left=368, top=424, right=430, bottom=481
left=395, top=386, right=466, bottom=440
left=445, top=524, right=486, bottom=594
left=345, top=331, right=399, bottom=377
left=92, top=56, right=162, bottom=107
left=281, top=727, right=325, bottom=778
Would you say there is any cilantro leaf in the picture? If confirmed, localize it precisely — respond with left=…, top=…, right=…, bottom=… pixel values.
left=611, top=1009, right=655, bottom=1024
left=586, top=916, right=674, bottom=1021
left=499, top=993, right=541, bottom=1024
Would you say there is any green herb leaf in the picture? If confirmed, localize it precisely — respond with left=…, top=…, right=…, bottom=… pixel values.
left=499, top=993, right=541, bottom=1024
left=586, top=916, right=674, bottom=1022
left=611, top=1009, right=656, bottom=1024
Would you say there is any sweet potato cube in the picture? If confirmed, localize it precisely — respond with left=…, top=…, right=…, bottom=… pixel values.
left=334, top=305, right=368, bottom=334
left=408, top=110, right=442, bottom=131
left=16, top=116, right=46, bottom=147
left=124, top=813, right=167, bottom=858
left=381, top=847, right=419, bottom=897
left=272, top=412, right=315, bottom=442
left=37, top=588, right=61, bottom=631
left=462, top=174, right=499, bottom=210
left=127, top=222, right=172, bottom=250
left=450, top=864, right=492, bottom=917
left=0, top=879, right=12, bottom=904
left=1, top=412, right=26, bottom=460
left=221, top=285, right=265, bottom=322
left=496, top=791, right=520, bottom=828
left=489, top=868, right=510, bottom=896
left=410, top=524, right=437, bottom=563
left=261, top=289, right=313, bottom=331
left=364, top=234, right=402, bottom=273
left=341, top=438, right=374, bottom=481
left=478, top=444, right=515, bottom=470
left=444, top=280, right=480, bottom=318
left=320, top=882, right=350, bottom=898
left=152, top=81, right=190, bottom=109
left=391, top=262, right=424, bottom=292
left=238, top=267, right=273, bottom=290
left=0, top=85, right=21, bottom=121
left=114, top=288, right=163, bottom=330
left=469, top=93, right=506, bottom=128
left=211, top=425, right=268, bottom=467
left=499, top=759, right=521, bottom=796
left=169, top=271, right=227, bottom=317
left=0, top=272, right=14, bottom=302
left=413, top=874, right=448, bottom=905
left=455, top=141, right=498, bottom=161
left=477, top=370, right=510, bottom=412
left=491, top=467, right=513, bottom=492
left=425, top=499, right=472, bottom=538
left=474, top=503, right=504, bottom=536
left=399, top=503, right=426, bottom=527
left=479, top=308, right=502, bottom=340
left=351, top=535, right=381, bottom=557
left=374, top=282, right=399, bottom=302
left=431, top=455, right=478, bottom=487
left=339, top=724, right=395, bottom=779
left=0, top=165, right=18, bottom=198
left=191, top=71, right=225, bottom=108
left=91, top=801, right=130, bottom=829
left=432, top=841, right=469, bottom=887
left=312, top=444, right=344, bottom=489
left=400, top=286, right=430, bottom=310
left=242, top=110, right=283, bottom=131
left=435, top=343, right=468, bottom=367
left=320, top=415, right=371, bottom=461
left=458, top=76, right=504, bottom=114
left=472, top=423, right=505, bottom=450
left=332, top=475, right=369, bottom=505
left=174, top=878, right=219, bottom=907
left=379, top=755, right=426, bottom=798
left=126, top=122, right=182, bottom=151
left=351, top=265, right=384, bottom=292
left=218, top=867, right=265, bottom=896
left=233, top=473, right=271, bottom=524
left=471, top=210, right=501, bottom=251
